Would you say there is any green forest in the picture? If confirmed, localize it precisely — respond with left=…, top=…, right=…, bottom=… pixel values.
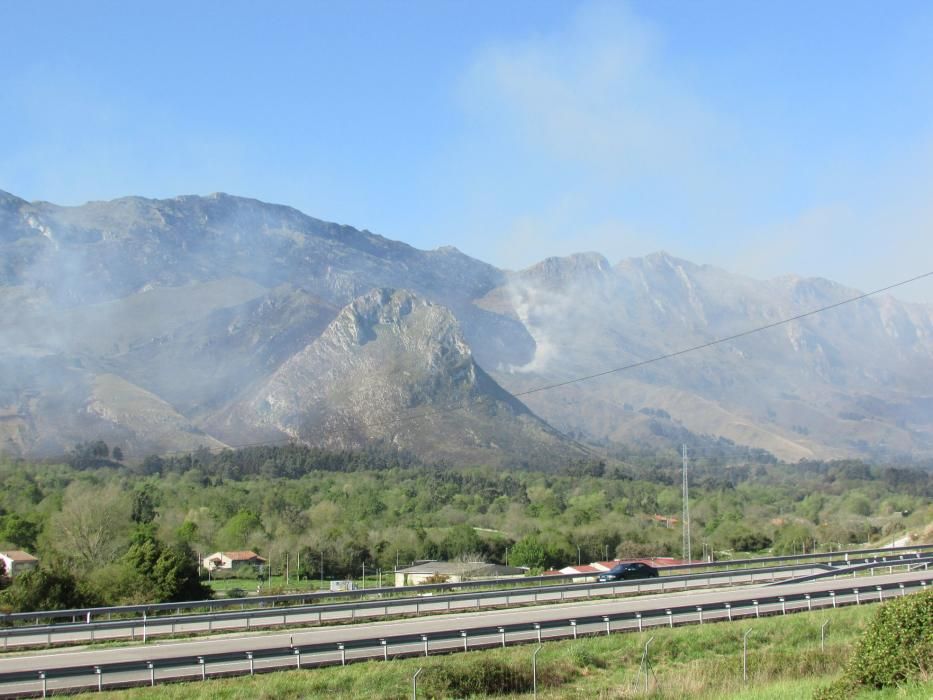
left=1, top=441, right=930, bottom=612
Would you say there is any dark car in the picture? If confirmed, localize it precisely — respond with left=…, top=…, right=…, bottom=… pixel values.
left=596, top=562, right=659, bottom=582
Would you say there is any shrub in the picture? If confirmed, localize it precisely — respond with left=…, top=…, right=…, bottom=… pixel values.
left=569, top=644, right=606, bottom=669
left=848, top=588, right=931, bottom=687
left=815, top=589, right=932, bottom=699
left=422, top=656, right=575, bottom=697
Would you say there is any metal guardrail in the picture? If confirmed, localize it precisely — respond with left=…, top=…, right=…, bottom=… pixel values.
left=1, top=576, right=929, bottom=696
left=1, top=561, right=845, bottom=648
left=7, top=556, right=931, bottom=650
left=3, top=543, right=929, bottom=628
left=767, top=555, right=932, bottom=586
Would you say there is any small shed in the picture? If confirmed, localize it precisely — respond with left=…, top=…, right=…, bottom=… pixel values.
left=394, top=561, right=526, bottom=587
left=0, top=550, right=39, bottom=578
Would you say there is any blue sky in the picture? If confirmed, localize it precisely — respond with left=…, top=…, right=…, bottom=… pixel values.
left=2, top=0, right=932, bottom=301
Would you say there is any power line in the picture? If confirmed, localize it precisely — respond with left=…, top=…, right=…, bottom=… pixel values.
left=511, top=271, right=933, bottom=399
left=160, top=270, right=932, bottom=457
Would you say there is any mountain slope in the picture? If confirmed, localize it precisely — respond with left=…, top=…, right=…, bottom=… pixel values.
left=210, top=288, right=586, bottom=467
left=1, top=190, right=932, bottom=462
left=479, top=252, right=933, bottom=461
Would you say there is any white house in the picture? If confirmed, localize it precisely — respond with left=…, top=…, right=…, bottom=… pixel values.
left=0, top=550, right=39, bottom=578
left=202, top=550, right=267, bottom=572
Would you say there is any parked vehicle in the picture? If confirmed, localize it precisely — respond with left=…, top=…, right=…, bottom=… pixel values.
left=596, top=561, right=659, bottom=582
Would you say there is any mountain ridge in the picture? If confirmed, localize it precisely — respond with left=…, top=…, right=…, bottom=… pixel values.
left=1, top=190, right=931, bottom=463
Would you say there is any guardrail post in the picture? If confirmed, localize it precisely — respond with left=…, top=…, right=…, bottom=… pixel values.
left=198, top=656, right=206, bottom=680
left=534, top=622, right=542, bottom=642
left=293, top=646, right=301, bottom=668
left=830, top=591, right=836, bottom=608
left=724, top=603, right=731, bottom=622
left=459, top=631, right=468, bottom=652
left=899, top=583, right=905, bottom=596
left=753, top=600, right=760, bottom=618
left=666, top=610, right=673, bottom=628
left=603, top=615, right=611, bottom=636
left=147, top=661, right=155, bottom=686
left=636, top=613, right=643, bottom=631
left=569, top=620, right=577, bottom=639
left=805, top=594, right=811, bottom=611
left=381, top=639, right=389, bottom=659
left=338, top=643, right=346, bottom=665
left=779, top=597, right=786, bottom=615
left=94, top=666, right=102, bottom=692
left=696, top=606, right=703, bottom=624
left=422, top=634, right=429, bottom=657
left=247, top=652, right=254, bottom=675
left=499, top=627, right=507, bottom=647
left=821, top=620, right=829, bottom=652
left=39, top=671, right=46, bottom=698
left=876, top=586, right=883, bottom=603
left=854, top=588, right=860, bottom=605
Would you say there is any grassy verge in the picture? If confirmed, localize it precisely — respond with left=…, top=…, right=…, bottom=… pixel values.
left=72, top=600, right=932, bottom=699
left=205, top=574, right=400, bottom=596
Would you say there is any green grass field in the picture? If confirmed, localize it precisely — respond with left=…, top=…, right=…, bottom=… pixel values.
left=205, top=574, right=391, bottom=596
left=73, top=600, right=933, bottom=699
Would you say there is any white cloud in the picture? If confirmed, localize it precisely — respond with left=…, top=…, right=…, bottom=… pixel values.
left=460, top=1, right=716, bottom=181
left=454, top=1, right=933, bottom=304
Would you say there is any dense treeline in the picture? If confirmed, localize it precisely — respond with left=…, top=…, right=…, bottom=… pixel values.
left=1, top=443, right=930, bottom=612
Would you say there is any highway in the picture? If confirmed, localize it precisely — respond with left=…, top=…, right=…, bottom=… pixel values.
left=7, top=552, right=928, bottom=651
left=0, top=569, right=928, bottom=697
left=5, top=544, right=927, bottom=630
left=0, top=562, right=844, bottom=649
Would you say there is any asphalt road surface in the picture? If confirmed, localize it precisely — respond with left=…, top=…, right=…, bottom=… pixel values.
left=0, top=569, right=928, bottom=697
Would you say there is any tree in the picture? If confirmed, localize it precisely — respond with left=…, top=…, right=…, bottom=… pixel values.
left=0, top=513, right=40, bottom=550
left=48, top=483, right=132, bottom=572
left=217, top=510, right=264, bottom=550
left=771, top=522, right=815, bottom=555
left=509, top=536, right=547, bottom=569
left=93, top=527, right=211, bottom=604
left=131, top=487, right=158, bottom=525
left=439, top=524, right=485, bottom=560
left=68, top=441, right=112, bottom=470
left=0, top=567, right=98, bottom=612
left=112, top=447, right=124, bottom=462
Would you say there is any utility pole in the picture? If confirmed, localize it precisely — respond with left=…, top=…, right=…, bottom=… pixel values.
left=682, top=444, right=692, bottom=563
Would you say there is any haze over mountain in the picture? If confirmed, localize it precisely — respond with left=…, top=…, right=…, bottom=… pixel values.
left=1, top=190, right=931, bottom=464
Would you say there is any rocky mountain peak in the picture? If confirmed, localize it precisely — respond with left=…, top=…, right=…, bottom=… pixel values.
left=519, top=252, right=612, bottom=288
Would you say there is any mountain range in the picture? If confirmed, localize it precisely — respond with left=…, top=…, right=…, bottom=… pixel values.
left=1, top=189, right=931, bottom=465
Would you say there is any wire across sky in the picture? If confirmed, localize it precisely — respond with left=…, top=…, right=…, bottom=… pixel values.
left=164, top=270, right=933, bottom=456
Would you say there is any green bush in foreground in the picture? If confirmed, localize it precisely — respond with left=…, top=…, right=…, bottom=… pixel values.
left=420, top=656, right=576, bottom=697
left=816, top=589, right=932, bottom=699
